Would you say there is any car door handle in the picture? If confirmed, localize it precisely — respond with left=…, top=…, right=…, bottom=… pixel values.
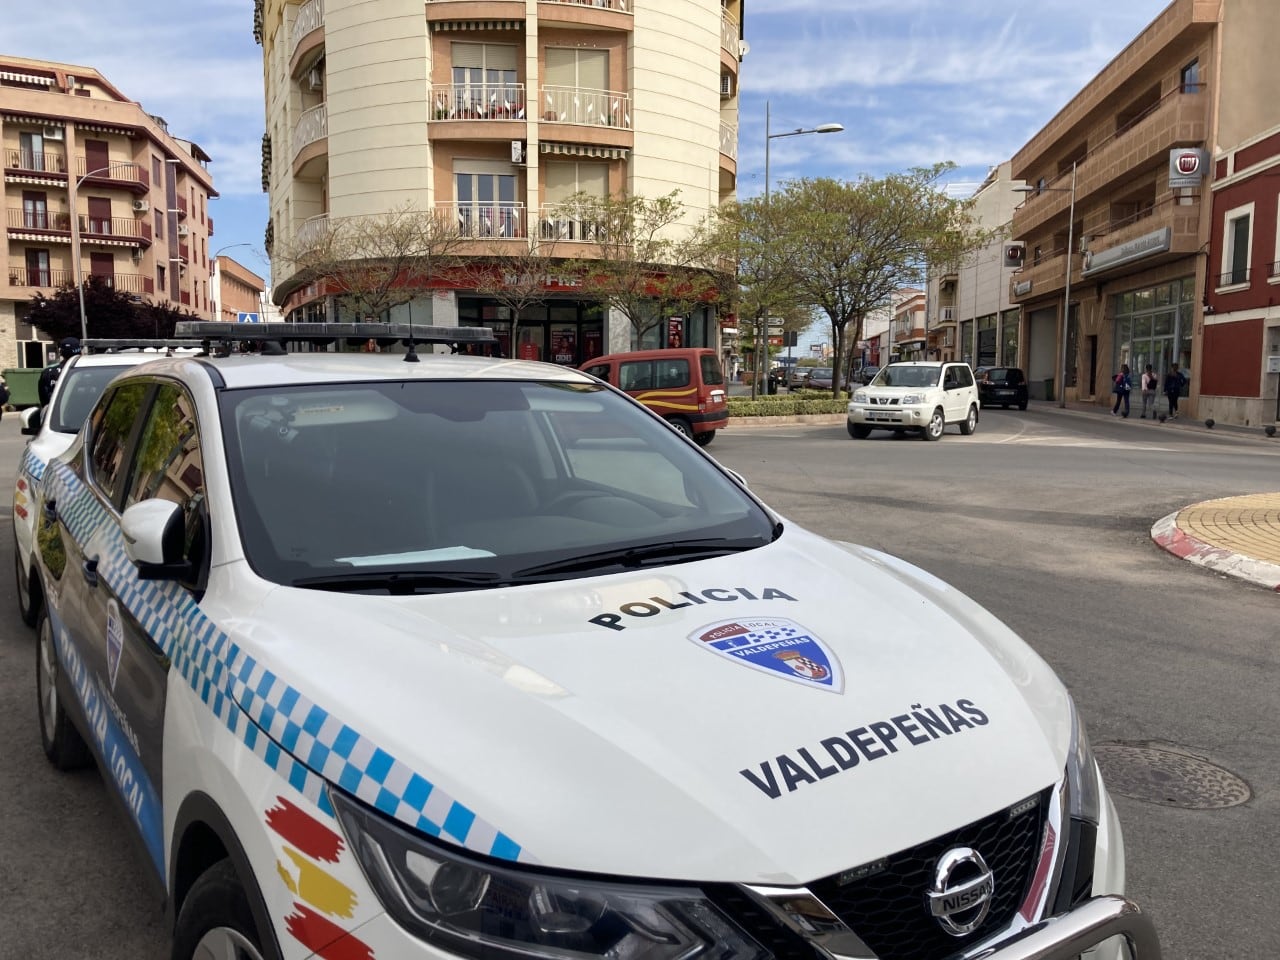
left=82, top=556, right=99, bottom=588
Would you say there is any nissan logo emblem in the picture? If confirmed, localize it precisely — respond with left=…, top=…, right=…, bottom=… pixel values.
left=925, top=847, right=995, bottom=937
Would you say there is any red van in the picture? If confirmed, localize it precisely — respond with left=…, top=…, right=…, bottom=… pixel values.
left=581, top=348, right=728, bottom=445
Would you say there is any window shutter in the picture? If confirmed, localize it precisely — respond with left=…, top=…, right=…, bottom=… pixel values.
left=544, top=162, right=578, bottom=204
left=544, top=48, right=575, bottom=86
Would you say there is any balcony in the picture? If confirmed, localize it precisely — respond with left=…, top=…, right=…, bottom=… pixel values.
left=178, top=241, right=190, bottom=262
left=208, top=216, right=214, bottom=236
left=292, top=103, right=328, bottom=169
left=92, top=272, right=154, bottom=295
left=296, top=213, right=329, bottom=250
left=79, top=215, right=153, bottom=246
left=537, top=0, right=633, bottom=31
left=1013, top=87, right=1208, bottom=238
left=438, top=201, right=527, bottom=239
left=176, top=196, right=189, bottom=219
left=4, top=148, right=67, bottom=175
left=290, top=0, right=325, bottom=73
left=430, top=83, right=527, bottom=126
left=7, top=266, right=72, bottom=288
left=1080, top=194, right=1201, bottom=284
left=537, top=205, right=605, bottom=242
left=1009, top=250, right=1070, bottom=304
left=7, top=208, right=72, bottom=235
left=721, top=10, right=741, bottom=62
left=75, top=157, right=150, bottom=192
left=538, top=84, right=633, bottom=146
left=719, top=121, right=737, bottom=161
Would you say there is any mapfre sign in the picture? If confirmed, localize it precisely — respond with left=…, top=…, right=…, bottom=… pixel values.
left=1168, top=148, right=1209, bottom=189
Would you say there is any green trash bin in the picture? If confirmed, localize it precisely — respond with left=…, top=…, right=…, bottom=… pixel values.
left=2, top=368, right=44, bottom=409
left=1043, top=378, right=1055, bottom=402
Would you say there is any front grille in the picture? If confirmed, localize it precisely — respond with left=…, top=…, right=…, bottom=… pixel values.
left=806, top=790, right=1049, bottom=960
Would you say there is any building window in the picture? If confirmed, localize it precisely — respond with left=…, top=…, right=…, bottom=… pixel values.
left=543, top=47, right=610, bottom=124
left=1219, top=203, right=1254, bottom=288
left=542, top=160, right=607, bottom=239
left=451, top=42, right=518, bottom=117
left=157, top=263, right=166, bottom=292
left=454, top=163, right=520, bottom=237
left=1180, top=59, right=1201, bottom=93
left=155, top=209, right=164, bottom=241
left=21, top=191, right=49, bottom=229
left=25, top=249, right=51, bottom=286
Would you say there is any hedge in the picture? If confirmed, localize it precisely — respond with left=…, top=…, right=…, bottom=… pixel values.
left=728, top=393, right=849, bottom=417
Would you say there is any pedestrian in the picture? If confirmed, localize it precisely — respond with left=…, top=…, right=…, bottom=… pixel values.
left=1139, top=363, right=1158, bottom=418
left=0, top=373, right=8, bottom=421
left=37, top=336, right=81, bottom=407
left=1111, top=363, right=1132, bottom=417
left=1163, top=362, right=1186, bottom=419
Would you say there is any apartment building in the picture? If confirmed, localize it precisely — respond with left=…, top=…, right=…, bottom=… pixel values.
left=0, top=57, right=216, bottom=368
left=211, top=255, right=267, bottom=324
left=1008, top=0, right=1280, bottom=417
left=258, top=0, right=742, bottom=364
left=890, top=289, right=926, bottom=362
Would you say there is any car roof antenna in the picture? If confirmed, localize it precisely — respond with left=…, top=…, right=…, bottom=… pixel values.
left=404, top=302, right=419, bottom=363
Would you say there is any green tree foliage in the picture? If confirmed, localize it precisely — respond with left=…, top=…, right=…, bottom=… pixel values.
left=25, top=275, right=200, bottom=342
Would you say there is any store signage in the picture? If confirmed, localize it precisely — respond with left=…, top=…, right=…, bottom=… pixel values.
left=1168, top=147, right=1208, bottom=188
left=1013, top=280, right=1032, bottom=296
left=1082, top=227, right=1171, bottom=277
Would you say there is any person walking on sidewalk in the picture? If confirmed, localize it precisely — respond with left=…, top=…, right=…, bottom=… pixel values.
left=1139, top=363, right=1159, bottom=418
left=1163, top=362, right=1187, bottom=419
left=1111, top=363, right=1132, bottom=417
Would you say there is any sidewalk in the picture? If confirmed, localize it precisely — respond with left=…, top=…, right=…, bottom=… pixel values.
left=1037, top=400, right=1280, bottom=592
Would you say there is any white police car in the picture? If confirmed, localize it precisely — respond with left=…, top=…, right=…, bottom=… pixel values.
left=14, top=342, right=198, bottom=627
left=31, top=322, right=1159, bottom=960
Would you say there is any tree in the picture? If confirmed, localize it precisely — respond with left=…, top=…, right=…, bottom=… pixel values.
left=558, top=191, right=722, bottom=347
left=765, top=165, right=984, bottom=396
left=458, top=230, right=566, bottom=358
left=25, top=275, right=200, bottom=342
left=275, top=203, right=468, bottom=322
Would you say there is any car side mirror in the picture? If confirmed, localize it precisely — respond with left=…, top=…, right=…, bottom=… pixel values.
left=122, top=499, right=191, bottom=580
left=20, top=406, right=42, bottom=436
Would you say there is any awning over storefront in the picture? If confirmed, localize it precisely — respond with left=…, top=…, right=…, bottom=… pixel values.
left=430, top=20, right=523, bottom=31
left=540, top=141, right=628, bottom=160
left=0, top=71, right=54, bottom=85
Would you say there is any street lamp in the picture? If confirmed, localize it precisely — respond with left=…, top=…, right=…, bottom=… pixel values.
left=755, top=101, right=843, bottom=396
left=70, top=160, right=145, bottom=342
left=1013, top=161, right=1077, bottom=409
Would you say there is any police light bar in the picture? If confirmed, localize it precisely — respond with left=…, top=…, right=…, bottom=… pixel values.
left=173, top=321, right=497, bottom=345
left=83, top=338, right=204, bottom=353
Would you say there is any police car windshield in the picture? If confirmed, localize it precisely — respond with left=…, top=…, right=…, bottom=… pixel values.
left=220, top=380, right=775, bottom=590
left=50, top=364, right=132, bottom=433
left=874, top=366, right=939, bottom=388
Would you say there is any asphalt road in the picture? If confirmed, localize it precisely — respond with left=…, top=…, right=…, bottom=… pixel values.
left=0, top=406, right=1276, bottom=959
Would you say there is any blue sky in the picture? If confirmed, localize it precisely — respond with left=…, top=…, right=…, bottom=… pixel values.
left=7, top=0, right=1171, bottom=293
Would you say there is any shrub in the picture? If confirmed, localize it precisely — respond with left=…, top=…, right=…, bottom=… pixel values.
left=728, top=395, right=848, bottom=417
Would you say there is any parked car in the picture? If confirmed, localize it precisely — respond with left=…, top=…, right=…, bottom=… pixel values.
left=26, top=320, right=1156, bottom=960
left=853, top=365, right=880, bottom=386
left=978, top=367, right=1030, bottom=410
left=847, top=360, right=980, bottom=440
left=786, top=365, right=811, bottom=389
left=803, top=367, right=835, bottom=390
left=581, top=347, right=728, bottom=445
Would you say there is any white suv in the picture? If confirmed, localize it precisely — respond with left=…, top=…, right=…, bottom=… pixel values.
left=847, top=361, right=980, bottom=441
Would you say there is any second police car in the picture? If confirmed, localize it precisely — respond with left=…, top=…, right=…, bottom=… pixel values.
left=29, top=322, right=1160, bottom=960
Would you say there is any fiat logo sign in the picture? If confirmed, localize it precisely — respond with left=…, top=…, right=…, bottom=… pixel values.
left=1176, top=152, right=1201, bottom=176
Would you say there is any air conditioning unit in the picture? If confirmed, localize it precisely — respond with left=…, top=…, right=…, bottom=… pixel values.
left=307, top=68, right=324, bottom=92
left=177, top=223, right=190, bottom=237
left=132, top=199, right=150, bottom=213
left=43, top=126, right=64, bottom=141
left=720, top=74, right=732, bottom=97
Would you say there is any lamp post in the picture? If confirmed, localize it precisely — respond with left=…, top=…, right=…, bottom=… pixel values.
left=70, top=160, right=144, bottom=342
left=756, top=101, right=843, bottom=397
left=1013, top=161, right=1077, bottom=409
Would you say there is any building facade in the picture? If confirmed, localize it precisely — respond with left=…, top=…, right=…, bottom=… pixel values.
left=1, top=57, right=216, bottom=368
left=211, top=255, right=268, bottom=324
left=258, top=0, right=742, bottom=364
left=1008, top=0, right=1280, bottom=419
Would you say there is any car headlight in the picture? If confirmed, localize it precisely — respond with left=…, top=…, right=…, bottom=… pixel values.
left=331, top=790, right=771, bottom=960
left=1065, top=695, right=1101, bottom=823
left=900, top=394, right=923, bottom=405
left=851, top=390, right=867, bottom=403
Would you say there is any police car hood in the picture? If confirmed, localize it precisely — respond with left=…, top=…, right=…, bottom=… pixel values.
left=234, top=529, right=1069, bottom=883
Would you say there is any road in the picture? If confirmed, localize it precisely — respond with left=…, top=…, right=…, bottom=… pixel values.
left=0, top=407, right=1276, bottom=959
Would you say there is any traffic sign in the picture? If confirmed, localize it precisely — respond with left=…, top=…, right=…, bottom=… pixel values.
left=237, top=312, right=261, bottom=323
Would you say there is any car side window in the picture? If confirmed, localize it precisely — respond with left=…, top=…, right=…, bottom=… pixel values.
left=655, top=359, right=690, bottom=389
left=125, top=382, right=209, bottom=589
left=699, top=354, right=724, bottom=386
left=583, top=363, right=611, bottom=382
left=619, top=361, right=654, bottom=391
left=88, top=381, right=151, bottom=506
left=944, top=368, right=959, bottom=389
left=958, top=366, right=975, bottom=387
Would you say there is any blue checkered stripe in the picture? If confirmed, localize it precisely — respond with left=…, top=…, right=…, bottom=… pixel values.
left=21, top=447, right=46, bottom=484
left=45, top=460, right=527, bottom=862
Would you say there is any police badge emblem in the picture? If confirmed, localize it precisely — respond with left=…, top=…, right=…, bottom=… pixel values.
left=689, top=617, right=843, bottom=692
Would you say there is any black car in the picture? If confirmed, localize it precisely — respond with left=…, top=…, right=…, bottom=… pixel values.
left=977, top=367, right=1029, bottom=410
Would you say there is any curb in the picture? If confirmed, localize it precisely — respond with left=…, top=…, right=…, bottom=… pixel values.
left=1151, top=510, right=1280, bottom=592
left=729, top=413, right=847, bottom=427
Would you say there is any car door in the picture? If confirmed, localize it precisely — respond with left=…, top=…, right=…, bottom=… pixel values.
left=76, top=379, right=209, bottom=878
left=941, top=366, right=963, bottom=421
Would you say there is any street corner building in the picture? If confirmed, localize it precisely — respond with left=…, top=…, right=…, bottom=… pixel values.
left=257, top=0, right=744, bottom=366
left=1005, top=0, right=1280, bottom=427
left=0, top=57, right=218, bottom=370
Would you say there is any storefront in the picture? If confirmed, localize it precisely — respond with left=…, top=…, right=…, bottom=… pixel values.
left=458, top=297, right=606, bottom=366
left=1111, top=277, right=1194, bottom=388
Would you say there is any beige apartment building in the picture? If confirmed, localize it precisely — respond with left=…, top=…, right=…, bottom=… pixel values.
left=211, top=255, right=267, bottom=324
left=1008, top=0, right=1280, bottom=413
left=258, top=0, right=742, bottom=363
left=0, top=57, right=216, bottom=368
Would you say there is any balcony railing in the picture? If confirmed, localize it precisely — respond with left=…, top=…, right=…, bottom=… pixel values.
left=721, top=10, right=739, bottom=56
left=7, top=266, right=71, bottom=287
left=88, top=272, right=153, bottom=294
left=1269, top=261, right=1280, bottom=279
left=178, top=241, right=190, bottom=261
left=719, top=121, right=737, bottom=160
left=7, top=208, right=72, bottom=231
left=293, top=103, right=328, bottom=158
left=291, top=0, right=324, bottom=54
left=432, top=83, right=527, bottom=120
left=5, top=149, right=67, bottom=174
left=539, top=0, right=631, bottom=9
left=79, top=215, right=152, bottom=241
left=177, top=196, right=189, bottom=218
left=438, top=201, right=527, bottom=239
left=537, top=206, right=606, bottom=242
left=75, top=157, right=149, bottom=187
left=296, top=213, right=329, bottom=249
left=1218, top=267, right=1250, bottom=288
left=540, top=86, right=630, bottom=127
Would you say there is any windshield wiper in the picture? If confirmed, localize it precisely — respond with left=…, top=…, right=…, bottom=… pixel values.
left=291, top=570, right=505, bottom=594
left=511, top=537, right=767, bottom=580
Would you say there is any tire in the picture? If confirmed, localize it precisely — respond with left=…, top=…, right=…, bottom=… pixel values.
left=667, top=417, right=694, bottom=440
left=172, top=859, right=267, bottom=960
left=923, top=408, right=946, bottom=441
left=36, top=609, right=92, bottom=771
left=15, top=543, right=38, bottom=628
left=959, top=404, right=978, bottom=436
left=1018, top=400, right=1028, bottom=411
left=692, top=429, right=715, bottom=447
left=847, top=422, right=871, bottom=439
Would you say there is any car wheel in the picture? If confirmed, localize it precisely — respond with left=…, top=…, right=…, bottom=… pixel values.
left=1001, top=404, right=1009, bottom=410
left=923, top=408, right=945, bottom=441
left=692, top=430, right=715, bottom=447
left=847, top=422, right=871, bottom=440
left=15, top=543, right=38, bottom=628
left=173, top=859, right=267, bottom=960
left=1019, top=400, right=1028, bottom=411
left=36, top=609, right=92, bottom=771
left=959, top=404, right=978, bottom=436
left=667, top=417, right=694, bottom=440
